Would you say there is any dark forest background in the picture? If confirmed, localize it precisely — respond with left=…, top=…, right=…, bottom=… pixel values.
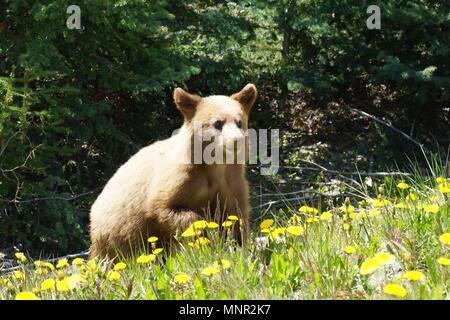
left=1, top=0, right=449, bottom=256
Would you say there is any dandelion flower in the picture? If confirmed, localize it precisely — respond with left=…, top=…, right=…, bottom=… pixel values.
left=437, top=257, right=450, bottom=266
left=147, top=236, right=158, bottom=243
left=406, top=193, right=417, bottom=201
left=219, top=259, right=231, bottom=270
left=306, top=217, right=319, bottom=223
left=340, top=205, right=355, bottom=214
left=192, top=220, right=208, bottom=229
left=373, top=198, right=391, bottom=208
left=181, top=226, right=200, bottom=238
left=320, top=212, right=332, bottom=221
left=286, top=225, right=304, bottom=236
left=424, top=204, right=439, bottom=214
left=56, top=278, right=71, bottom=292
left=222, top=221, right=233, bottom=228
left=344, top=246, right=356, bottom=254
left=56, top=258, right=69, bottom=269
left=174, top=273, right=191, bottom=284
left=107, top=270, right=121, bottom=281
left=373, top=252, right=394, bottom=264
left=260, top=219, right=274, bottom=229
left=299, top=205, right=318, bottom=214
left=194, top=237, right=210, bottom=247
left=35, top=268, right=48, bottom=275
left=201, top=266, right=220, bottom=277
left=360, top=252, right=393, bottom=275
left=114, top=262, right=127, bottom=271
left=152, top=248, right=164, bottom=255
left=43, top=262, right=55, bottom=271
left=72, top=258, right=84, bottom=265
left=439, top=185, right=450, bottom=194
left=137, top=254, right=156, bottom=264
left=383, top=284, right=407, bottom=298
left=403, top=271, right=425, bottom=281
left=397, top=182, right=409, bottom=190
left=227, top=215, right=239, bottom=221
left=14, top=270, right=25, bottom=280
left=15, top=292, right=40, bottom=300
left=439, top=233, right=450, bottom=246
left=40, top=278, right=56, bottom=291
left=15, top=252, right=27, bottom=263
left=436, top=177, right=446, bottom=184
left=343, top=223, right=350, bottom=230
left=395, top=202, right=408, bottom=209
left=207, top=222, right=219, bottom=229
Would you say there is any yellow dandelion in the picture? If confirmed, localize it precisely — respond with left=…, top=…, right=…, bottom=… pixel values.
left=34, top=260, right=43, bottom=267
left=35, top=268, right=48, bottom=275
left=201, top=266, right=220, bottom=276
left=306, top=217, right=319, bottom=223
left=137, top=254, right=156, bottom=264
left=360, top=257, right=382, bottom=275
left=192, top=220, right=208, bottom=229
left=344, top=246, right=356, bottom=254
left=374, top=252, right=394, bottom=264
left=56, top=278, right=71, bottom=292
left=343, top=223, right=350, bottom=230
left=373, top=198, right=391, bottom=208
left=439, top=233, right=450, bottom=246
left=72, top=258, right=84, bottom=265
left=114, top=262, right=127, bottom=271
left=403, top=271, right=425, bottom=281
left=207, top=222, right=219, bottom=229
left=437, top=257, right=450, bottom=266
left=288, top=214, right=301, bottom=225
left=222, top=221, right=233, bottom=228
left=181, top=226, right=201, bottom=238
left=260, top=219, right=274, bottom=229
left=174, top=273, right=191, bottom=284
left=14, top=270, right=25, bottom=280
left=56, top=258, right=69, bottom=269
left=286, top=225, right=304, bottom=236
left=299, top=205, right=318, bottom=214
left=152, top=248, right=164, bottom=255
left=43, top=262, right=55, bottom=271
left=340, top=205, right=355, bottom=214
left=397, top=182, right=409, bottom=190
left=40, top=278, right=56, bottom=291
left=320, top=211, right=333, bottom=221
left=383, top=284, right=407, bottom=298
left=436, top=177, right=446, bottom=184
left=219, top=259, right=231, bottom=270
left=369, top=209, right=381, bottom=216
left=395, top=202, right=408, bottom=209
left=194, top=237, right=210, bottom=247
left=147, top=236, right=159, bottom=243
left=106, top=270, right=121, bottom=281
left=439, top=184, right=450, bottom=194
left=15, top=292, right=40, bottom=300
left=424, top=204, right=439, bottom=214
left=406, top=193, right=417, bottom=201
left=15, top=252, right=27, bottom=263
left=227, top=215, right=239, bottom=221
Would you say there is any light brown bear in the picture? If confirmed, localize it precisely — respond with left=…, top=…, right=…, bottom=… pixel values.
left=89, top=84, right=257, bottom=258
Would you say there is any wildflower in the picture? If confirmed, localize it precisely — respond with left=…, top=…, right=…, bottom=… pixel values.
left=15, top=292, right=40, bottom=300
left=56, top=278, right=71, bottom=291
left=114, top=262, right=127, bottom=271
left=219, top=259, right=231, bottom=270
left=437, top=257, right=450, bottom=266
left=355, top=211, right=368, bottom=220
left=306, top=217, right=319, bottom=223
left=397, top=182, right=409, bottom=190
left=286, top=225, right=304, bottom=236
left=439, top=184, right=450, bottom=194
left=192, top=220, right=208, bottom=229
left=137, top=254, right=156, bottom=264
left=201, top=266, right=220, bottom=276
left=72, top=258, right=85, bottom=265
left=152, top=248, right=164, bottom=255
left=383, top=284, right=407, bottom=298
left=299, top=205, right=319, bottom=214
left=320, top=211, right=333, bottom=221
left=15, top=252, right=27, bottom=263
left=227, top=215, right=239, bottom=221
left=147, top=236, right=158, bottom=243
left=340, top=205, right=355, bottom=214
left=344, top=246, right=356, bottom=254
left=343, top=223, right=350, bottom=230
left=43, top=262, right=55, bottom=271
left=107, top=270, right=121, bottom=281
left=207, top=222, right=219, bottom=229
left=222, top=221, right=233, bottom=228
left=40, top=278, right=56, bottom=291
left=395, top=202, right=408, bottom=209
left=260, top=219, right=274, bottom=229
left=288, top=214, right=301, bottom=224
left=439, top=233, right=450, bottom=246
left=181, top=226, right=201, bottom=238
left=406, top=193, right=417, bottom=201
left=373, top=252, right=394, bottom=264
left=56, top=258, right=69, bottom=269
left=360, top=252, right=394, bottom=275
left=194, top=237, right=210, bottom=247
left=436, top=177, right=446, bottom=184
left=34, top=260, right=43, bottom=267
left=372, top=198, right=391, bottom=208
left=14, top=271, right=25, bottom=280
left=424, top=204, right=439, bottom=214
left=369, top=209, right=381, bottom=216
left=174, top=273, right=191, bottom=284
left=35, top=268, right=48, bottom=275
left=403, top=271, right=425, bottom=281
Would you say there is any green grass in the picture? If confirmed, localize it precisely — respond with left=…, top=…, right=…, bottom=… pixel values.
left=1, top=168, right=449, bottom=300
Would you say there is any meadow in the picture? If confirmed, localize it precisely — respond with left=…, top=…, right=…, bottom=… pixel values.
left=2, top=165, right=448, bottom=300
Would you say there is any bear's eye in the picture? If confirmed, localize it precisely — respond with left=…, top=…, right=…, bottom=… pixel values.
left=213, top=120, right=224, bottom=131
left=236, top=120, right=242, bottom=128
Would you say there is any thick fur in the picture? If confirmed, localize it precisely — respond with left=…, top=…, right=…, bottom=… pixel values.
left=89, top=84, right=257, bottom=258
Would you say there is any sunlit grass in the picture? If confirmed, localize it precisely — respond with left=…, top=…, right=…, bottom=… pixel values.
left=1, top=169, right=449, bottom=300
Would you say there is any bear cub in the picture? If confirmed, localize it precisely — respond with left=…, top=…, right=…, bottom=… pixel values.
left=89, top=84, right=257, bottom=258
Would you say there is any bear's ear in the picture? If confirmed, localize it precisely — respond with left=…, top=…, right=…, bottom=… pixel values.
left=231, top=83, right=257, bottom=113
left=173, top=88, right=202, bottom=120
